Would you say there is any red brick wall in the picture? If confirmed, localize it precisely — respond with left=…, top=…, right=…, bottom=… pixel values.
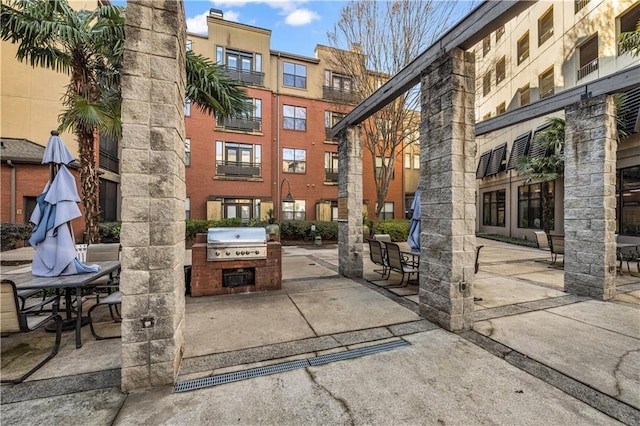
left=1, top=163, right=86, bottom=241
left=190, top=233, right=282, bottom=296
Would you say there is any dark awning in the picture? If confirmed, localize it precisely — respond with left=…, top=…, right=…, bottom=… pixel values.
left=485, top=143, right=507, bottom=177
left=506, top=131, right=532, bottom=170
left=476, top=150, right=492, bottom=179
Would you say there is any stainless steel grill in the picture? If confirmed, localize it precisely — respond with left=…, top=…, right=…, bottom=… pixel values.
left=206, top=227, right=267, bottom=261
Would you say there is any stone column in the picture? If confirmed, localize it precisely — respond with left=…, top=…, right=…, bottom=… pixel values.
left=338, top=126, right=363, bottom=278
left=564, top=95, right=617, bottom=300
left=418, top=48, right=476, bottom=331
left=120, top=0, right=186, bottom=391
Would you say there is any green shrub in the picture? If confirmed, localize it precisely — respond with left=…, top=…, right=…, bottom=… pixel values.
left=1, top=222, right=32, bottom=250
left=279, top=220, right=338, bottom=241
left=98, top=222, right=121, bottom=242
left=185, top=218, right=243, bottom=240
left=375, top=219, right=410, bottom=242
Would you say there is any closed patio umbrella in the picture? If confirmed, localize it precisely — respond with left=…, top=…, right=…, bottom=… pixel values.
left=29, top=131, right=98, bottom=277
left=407, top=190, right=421, bottom=251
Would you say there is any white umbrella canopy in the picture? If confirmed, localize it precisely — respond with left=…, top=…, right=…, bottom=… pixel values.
left=29, top=131, right=98, bottom=277
left=407, top=190, right=421, bottom=252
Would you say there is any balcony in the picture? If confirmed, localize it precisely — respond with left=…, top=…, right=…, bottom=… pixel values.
left=322, top=86, right=358, bottom=104
left=577, top=58, right=598, bottom=81
left=99, top=149, right=119, bottom=174
left=325, top=168, right=338, bottom=183
left=325, top=128, right=338, bottom=143
left=222, top=66, right=264, bottom=86
left=222, top=117, right=262, bottom=132
left=216, top=161, right=261, bottom=178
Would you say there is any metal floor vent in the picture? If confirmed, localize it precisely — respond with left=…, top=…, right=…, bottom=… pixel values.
left=173, top=339, right=410, bottom=393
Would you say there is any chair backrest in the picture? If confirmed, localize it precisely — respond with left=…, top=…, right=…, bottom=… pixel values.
left=86, top=243, right=121, bottom=262
left=75, top=244, right=88, bottom=262
left=385, top=242, right=404, bottom=270
left=549, top=235, right=564, bottom=254
left=368, top=239, right=385, bottom=266
left=533, top=231, right=549, bottom=249
left=373, top=234, right=391, bottom=243
left=1, top=280, right=21, bottom=333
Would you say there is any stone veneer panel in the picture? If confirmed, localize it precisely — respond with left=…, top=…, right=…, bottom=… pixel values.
left=338, top=126, right=363, bottom=278
left=564, top=95, right=617, bottom=300
left=120, top=0, right=186, bottom=391
left=418, top=48, right=476, bottom=331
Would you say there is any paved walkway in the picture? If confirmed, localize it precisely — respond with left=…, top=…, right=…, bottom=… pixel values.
left=1, top=238, right=639, bottom=425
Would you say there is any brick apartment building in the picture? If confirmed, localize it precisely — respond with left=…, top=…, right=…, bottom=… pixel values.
left=185, top=10, right=411, bottom=224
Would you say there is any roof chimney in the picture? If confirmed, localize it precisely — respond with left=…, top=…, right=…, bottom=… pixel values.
left=209, top=8, right=223, bottom=19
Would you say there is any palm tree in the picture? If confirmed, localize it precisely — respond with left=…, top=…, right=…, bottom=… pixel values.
left=1, top=0, right=249, bottom=243
left=516, top=117, right=565, bottom=236
left=619, top=18, right=640, bottom=57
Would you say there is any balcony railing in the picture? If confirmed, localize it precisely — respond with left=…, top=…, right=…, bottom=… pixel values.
left=325, top=168, right=338, bottom=183
left=222, top=66, right=264, bottom=86
left=99, top=149, right=119, bottom=174
left=322, top=86, right=358, bottom=104
left=222, top=117, right=262, bottom=132
left=577, top=58, right=598, bottom=81
left=325, top=128, right=338, bottom=142
left=216, top=160, right=261, bottom=178
left=575, top=0, right=590, bottom=13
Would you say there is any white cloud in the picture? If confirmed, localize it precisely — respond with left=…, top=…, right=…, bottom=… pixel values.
left=224, top=10, right=240, bottom=22
left=284, top=8, right=319, bottom=26
left=186, top=11, right=210, bottom=34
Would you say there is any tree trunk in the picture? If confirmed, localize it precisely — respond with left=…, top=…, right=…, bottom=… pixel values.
left=77, top=126, right=101, bottom=243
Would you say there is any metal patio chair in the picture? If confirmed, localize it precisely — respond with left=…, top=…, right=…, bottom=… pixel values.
left=1, top=279, right=63, bottom=384
left=385, top=242, right=418, bottom=287
left=367, top=239, right=390, bottom=279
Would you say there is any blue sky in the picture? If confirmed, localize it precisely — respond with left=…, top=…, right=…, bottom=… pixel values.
left=113, top=1, right=478, bottom=59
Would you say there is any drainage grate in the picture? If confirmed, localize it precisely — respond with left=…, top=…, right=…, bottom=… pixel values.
left=173, top=339, right=410, bottom=393
left=309, top=339, right=409, bottom=366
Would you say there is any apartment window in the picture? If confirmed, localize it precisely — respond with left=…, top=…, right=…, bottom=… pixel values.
left=619, top=4, right=640, bottom=55
left=539, top=66, right=554, bottom=99
left=99, top=179, right=118, bottom=222
left=483, top=112, right=492, bottom=121
left=185, top=197, right=190, bottom=220
left=223, top=198, right=255, bottom=223
left=283, top=148, right=306, bottom=173
left=538, top=6, right=554, bottom=46
left=283, top=105, right=306, bottom=131
left=496, top=56, right=506, bottom=84
left=184, top=98, right=191, bottom=116
left=375, top=157, right=393, bottom=179
left=483, top=72, right=491, bottom=96
left=327, top=72, right=353, bottom=93
left=283, top=62, right=307, bottom=89
left=413, top=154, right=420, bottom=169
left=496, top=26, right=505, bottom=42
left=482, top=35, right=491, bottom=57
left=325, top=111, right=345, bottom=128
left=215, top=141, right=262, bottom=177
left=575, top=0, right=590, bottom=14
left=283, top=200, right=306, bottom=220
left=185, top=138, right=190, bottom=166
left=325, top=152, right=339, bottom=182
left=518, top=182, right=554, bottom=229
left=578, top=35, right=599, bottom=80
left=517, top=32, right=529, bottom=64
left=216, top=46, right=223, bottom=64
left=255, top=54, right=262, bottom=72
left=483, top=190, right=506, bottom=227
left=520, top=84, right=530, bottom=106
left=496, top=102, right=506, bottom=115
left=405, top=153, right=411, bottom=169
left=186, top=39, right=192, bottom=51
left=226, top=49, right=253, bottom=72
left=379, top=202, right=394, bottom=220
left=618, top=166, right=640, bottom=235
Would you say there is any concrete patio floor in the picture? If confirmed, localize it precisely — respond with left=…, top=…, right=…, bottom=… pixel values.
left=1, top=238, right=639, bottom=425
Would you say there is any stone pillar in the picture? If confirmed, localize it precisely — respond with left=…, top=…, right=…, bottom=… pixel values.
left=564, top=95, right=617, bottom=300
left=120, top=0, right=186, bottom=391
left=418, top=48, right=476, bottom=331
left=338, top=126, right=363, bottom=278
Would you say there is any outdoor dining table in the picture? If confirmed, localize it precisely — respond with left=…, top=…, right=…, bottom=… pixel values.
left=0, top=261, right=121, bottom=348
left=616, top=242, right=640, bottom=276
